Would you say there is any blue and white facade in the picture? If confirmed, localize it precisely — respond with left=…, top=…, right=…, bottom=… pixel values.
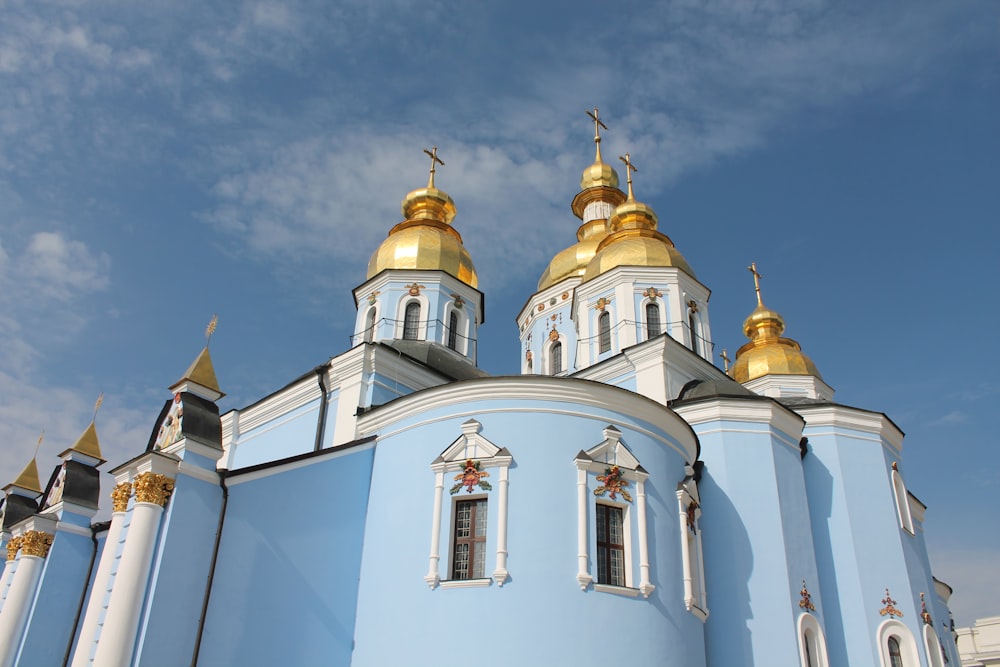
left=0, top=137, right=959, bottom=667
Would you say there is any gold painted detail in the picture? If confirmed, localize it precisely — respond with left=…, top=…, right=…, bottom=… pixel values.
left=920, top=592, right=933, bottom=625
left=175, top=346, right=224, bottom=396
left=548, top=328, right=560, bottom=342
left=450, top=294, right=464, bottom=309
left=643, top=287, right=661, bottom=301
left=891, top=461, right=898, bottom=471
left=879, top=588, right=904, bottom=618
left=111, top=482, right=132, bottom=513
left=594, top=297, right=611, bottom=311
left=367, top=290, right=380, bottom=305
left=799, top=580, right=816, bottom=611
left=720, top=349, right=732, bottom=374
left=406, top=283, right=425, bottom=297
left=20, top=530, right=53, bottom=558
left=6, top=536, right=22, bottom=561
left=133, top=472, right=175, bottom=507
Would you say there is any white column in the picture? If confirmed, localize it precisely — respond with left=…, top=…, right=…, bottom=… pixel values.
left=677, top=489, right=695, bottom=609
left=92, top=474, right=171, bottom=667
left=0, top=546, right=18, bottom=613
left=71, top=483, right=129, bottom=667
left=635, top=478, right=655, bottom=597
left=575, top=463, right=592, bottom=589
left=492, top=465, right=509, bottom=586
left=0, top=532, right=51, bottom=667
left=424, top=469, right=445, bottom=588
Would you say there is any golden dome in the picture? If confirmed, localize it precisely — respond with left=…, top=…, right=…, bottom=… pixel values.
left=580, top=160, right=619, bottom=190
left=366, top=157, right=478, bottom=288
left=731, top=303, right=823, bottom=383
left=582, top=158, right=695, bottom=282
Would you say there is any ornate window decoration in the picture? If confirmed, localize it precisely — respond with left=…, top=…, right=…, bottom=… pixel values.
left=426, top=420, right=513, bottom=589
left=797, top=581, right=830, bottom=667
left=676, top=468, right=707, bottom=619
left=573, top=426, right=654, bottom=598
left=890, top=462, right=915, bottom=535
left=877, top=617, right=920, bottom=667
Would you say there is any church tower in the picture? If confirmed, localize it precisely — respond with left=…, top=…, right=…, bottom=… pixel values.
left=353, top=147, right=484, bottom=363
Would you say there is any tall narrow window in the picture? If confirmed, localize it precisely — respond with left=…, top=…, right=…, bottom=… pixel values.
left=688, top=309, right=698, bottom=352
left=645, top=303, right=661, bottom=338
left=598, top=311, right=611, bottom=353
left=596, top=504, right=625, bottom=586
left=887, top=637, right=903, bottom=667
left=804, top=630, right=816, bottom=667
left=550, top=342, right=562, bottom=375
left=364, top=308, right=377, bottom=343
left=447, top=311, right=459, bottom=350
left=452, top=498, right=487, bottom=580
left=403, top=302, right=420, bottom=340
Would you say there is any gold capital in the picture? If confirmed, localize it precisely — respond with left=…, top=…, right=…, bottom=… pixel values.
left=6, top=536, right=22, bottom=561
left=423, top=146, right=445, bottom=188
left=111, top=482, right=133, bottom=513
left=20, top=530, right=53, bottom=558
left=133, top=472, right=175, bottom=507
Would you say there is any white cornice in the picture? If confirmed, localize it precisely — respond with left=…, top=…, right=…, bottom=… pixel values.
left=356, top=376, right=699, bottom=463
left=517, top=277, right=580, bottom=325
left=238, top=375, right=322, bottom=434
left=793, top=404, right=904, bottom=452
left=673, top=398, right=805, bottom=445
left=226, top=439, right=376, bottom=486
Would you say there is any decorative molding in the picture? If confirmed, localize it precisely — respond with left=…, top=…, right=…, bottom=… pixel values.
left=794, top=404, right=904, bottom=452
left=20, top=530, right=53, bottom=558
left=111, top=482, right=132, bottom=513
left=132, top=472, right=175, bottom=507
left=237, top=376, right=323, bottom=435
left=594, top=584, right=640, bottom=598
left=879, top=588, right=904, bottom=618
left=439, top=578, right=491, bottom=589
left=673, top=399, right=805, bottom=446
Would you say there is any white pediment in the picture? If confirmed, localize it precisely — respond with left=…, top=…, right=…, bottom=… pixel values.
left=584, top=426, right=641, bottom=470
left=436, top=419, right=503, bottom=464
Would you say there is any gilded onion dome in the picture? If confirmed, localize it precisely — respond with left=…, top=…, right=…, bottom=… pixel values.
left=730, top=265, right=822, bottom=383
left=367, top=148, right=478, bottom=288
left=582, top=153, right=695, bottom=282
left=538, top=109, right=626, bottom=290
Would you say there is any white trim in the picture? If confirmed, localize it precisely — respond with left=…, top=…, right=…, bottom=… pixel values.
left=237, top=376, right=322, bottom=434
left=877, top=619, right=920, bottom=667
left=795, top=405, right=904, bottom=452
left=442, top=301, right=470, bottom=356
left=797, top=612, right=831, bottom=667
left=396, top=294, right=430, bottom=341
left=677, top=478, right=708, bottom=619
left=892, top=469, right=915, bottom=535
left=439, top=578, right=491, bottom=589
left=673, top=398, right=805, bottom=446
left=226, top=440, right=376, bottom=486
left=923, top=623, right=945, bottom=667
left=593, top=584, right=640, bottom=597
left=640, top=297, right=665, bottom=340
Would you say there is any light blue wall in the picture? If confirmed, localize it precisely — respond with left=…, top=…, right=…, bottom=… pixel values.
left=369, top=372, right=416, bottom=407
left=133, top=475, right=224, bottom=667
left=197, top=445, right=376, bottom=667
left=65, top=528, right=107, bottom=663
left=352, top=396, right=705, bottom=667
left=230, top=397, right=323, bottom=469
left=16, top=528, right=96, bottom=667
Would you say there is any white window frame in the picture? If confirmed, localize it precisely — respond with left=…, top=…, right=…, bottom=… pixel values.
left=547, top=337, right=566, bottom=376
left=797, top=611, right=830, bottom=667
left=891, top=465, right=915, bottom=535
left=677, top=471, right=708, bottom=620
left=642, top=299, right=664, bottom=339
left=923, top=624, right=944, bottom=667
left=363, top=306, right=377, bottom=343
left=597, top=310, right=612, bottom=355
left=573, top=426, right=654, bottom=598
left=395, top=293, right=430, bottom=341
left=442, top=302, right=469, bottom=355
left=426, top=419, right=512, bottom=589
left=877, top=619, right=920, bottom=667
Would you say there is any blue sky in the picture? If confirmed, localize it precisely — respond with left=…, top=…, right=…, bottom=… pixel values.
left=0, top=0, right=997, bottom=624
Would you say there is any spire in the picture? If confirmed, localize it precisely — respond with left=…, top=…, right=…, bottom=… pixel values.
left=367, top=147, right=478, bottom=287
left=574, top=107, right=622, bottom=216
left=9, top=453, right=42, bottom=495
left=730, top=263, right=822, bottom=383
left=171, top=316, right=224, bottom=398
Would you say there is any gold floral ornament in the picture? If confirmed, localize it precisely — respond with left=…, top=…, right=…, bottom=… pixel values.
left=643, top=287, right=661, bottom=301
left=405, top=283, right=425, bottom=297
left=6, top=535, right=22, bottom=561
left=548, top=328, right=559, bottom=342
left=879, top=588, right=904, bottom=618
left=367, top=290, right=380, bottom=306
left=450, top=459, right=492, bottom=495
left=133, top=472, right=175, bottom=507
left=594, top=297, right=612, bottom=311
left=594, top=465, right=632, bottom=502
left=20, top=530, right=54, bottom=558
left=111, top=482, right=133, bottom=513
left=799, top=580, right=816, bottom=611
left=450, top=294, right=464, bottom=309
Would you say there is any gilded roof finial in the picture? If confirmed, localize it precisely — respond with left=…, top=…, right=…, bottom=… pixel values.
left=423, top=146, right=445, bottom=189
left=35, top=431, right=44, bottom=456
left=748, top=262, right=764, bottom=306
left=92, top=393, right=104, bottom=423
left=618, top=152, right=637, bottom=201
left=586, top=107, right=607, bottom=163
left=720, top=348, right=731, bottom=373
left=206, top=314, right=218, bottom=347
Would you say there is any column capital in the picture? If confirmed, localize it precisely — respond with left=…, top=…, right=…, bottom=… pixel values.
left=6, top=535, right=22, bottom=561
left=20, top=530, right=53, bottom=558
left=133, top=472, right=175, bottom=507
left=111, top=482, right=132, bottom=512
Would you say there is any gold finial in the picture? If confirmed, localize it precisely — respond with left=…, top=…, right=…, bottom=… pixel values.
left=747, top=262, right=764, bottom=306
left=720, top=348, right=731, bottom=373
left=35, top=431, right=44, bottom=456
left=423, top=146, right=445, bottom=189
left=93, top=393, right=104, bottom=422
left=618, top=152, right=637, bottom=200
left=586, top=107, right=608, bottom=162
left=206, top=314, right=218, bottom=346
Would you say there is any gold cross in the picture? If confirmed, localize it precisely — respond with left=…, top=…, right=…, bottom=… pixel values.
left=423, top=146, right=445, bottom=188
left=93, top=393, right=104, bottom=421
left=719, top=348, right=731, bottom=373
left=585, top=107, right=608, bottom=161
left=747, top=262, right=763, bottom=306
left=206, top=314, right=218, bottom=345
left=35, top=431, right=44, bottom=456
left=619, top=152, right=638, bottom=200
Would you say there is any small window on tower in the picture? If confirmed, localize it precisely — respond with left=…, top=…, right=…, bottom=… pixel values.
left=447, top=311, right=459, bottom=350
left=403, top=302, right=421, bottom=340
left=550, top=341, right=563, bottom=375
left=646, top=303, right=661, bottom=338
left=598, top=311, right=611, bottom=353
left=364, top=308, right=377, bottom=343
left=596, top=503, right=626, bottom=587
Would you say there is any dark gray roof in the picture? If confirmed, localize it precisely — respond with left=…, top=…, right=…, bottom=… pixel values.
left=383, top=340, right=489, bottom=381
left=672, top=377, right=758, bottom=403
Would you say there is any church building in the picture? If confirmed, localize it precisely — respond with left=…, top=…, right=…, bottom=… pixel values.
left=0, top=113, right=960, bottom=667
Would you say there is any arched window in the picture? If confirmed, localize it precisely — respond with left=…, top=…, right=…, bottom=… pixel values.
left=447, top=311, right=459, bottom=350
left=598, top=311, right=611, bottom=354
left=645, top=303, right=661, bottom=338
left=403, top=302, right=421, bottom=340
left=798, top=611, right=830, bottom=667
left=688, top=308, right=698, bottom=352
left=550, top=342, right=563, bottom=375
left=364, top=307, right=377, bottom=343
left=887, top=637, right=903, bottom=667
